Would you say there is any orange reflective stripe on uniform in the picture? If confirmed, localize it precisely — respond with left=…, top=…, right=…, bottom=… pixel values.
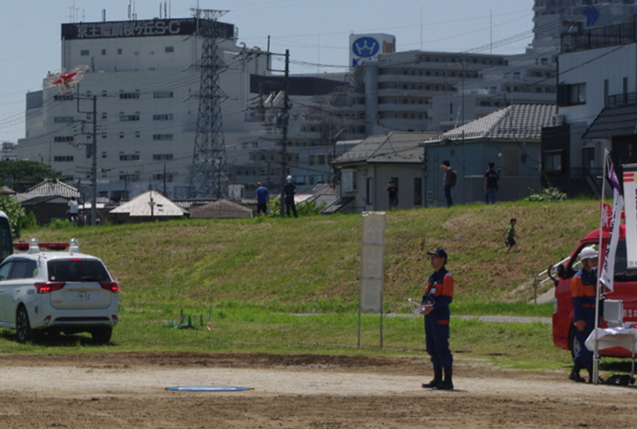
left=437, top=320, right=450, bottom=325
left=442, top=274, right=454, bottom=297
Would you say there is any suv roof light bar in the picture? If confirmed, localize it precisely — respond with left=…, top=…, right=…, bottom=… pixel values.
left=13, top=241, right=74, bottom=252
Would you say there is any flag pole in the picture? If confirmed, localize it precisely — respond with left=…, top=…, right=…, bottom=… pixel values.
left=593, top=149, right=609, bottom=384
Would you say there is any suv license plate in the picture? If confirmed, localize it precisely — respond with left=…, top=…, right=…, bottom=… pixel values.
left=74, top=292, right=91, bottom=301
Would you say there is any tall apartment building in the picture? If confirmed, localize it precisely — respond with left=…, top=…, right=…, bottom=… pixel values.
left=18, top=15, right=268, bottom=200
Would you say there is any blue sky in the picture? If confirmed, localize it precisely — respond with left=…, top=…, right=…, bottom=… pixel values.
left=0, top=0, right=534, bottom=143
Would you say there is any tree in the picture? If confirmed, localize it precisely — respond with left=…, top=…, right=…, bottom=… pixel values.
left=0, top=160, right=61, bottom=193
left=0, top=195, right=32, bottom=239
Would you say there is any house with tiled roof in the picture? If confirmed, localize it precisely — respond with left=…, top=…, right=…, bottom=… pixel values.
left=330, top=132, right=438, bottom=213
left=421, top=104, right=555, bottom=206
left=109, top=190, right=187, bottom=224
left=13, top=179, right=81, bottom=225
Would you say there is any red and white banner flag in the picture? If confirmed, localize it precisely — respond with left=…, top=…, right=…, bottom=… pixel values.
left=623, top=165, right=637, bottom=271
left=600, top=164, right=623, bottom=291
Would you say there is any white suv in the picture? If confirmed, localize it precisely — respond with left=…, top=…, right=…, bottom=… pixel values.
left=0, top=238, right=119, bottom=344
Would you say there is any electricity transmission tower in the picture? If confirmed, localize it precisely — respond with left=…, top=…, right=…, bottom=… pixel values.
left=189, top=8, right=229, bottom=199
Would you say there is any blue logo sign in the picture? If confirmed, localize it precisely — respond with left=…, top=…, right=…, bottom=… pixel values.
left=585, top=6, right=599, bottom=26
left=352, top=37, right=379, bottom=58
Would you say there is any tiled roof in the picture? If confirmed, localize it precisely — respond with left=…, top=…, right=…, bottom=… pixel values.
left=424, top=104, right=557, bottom=144
left=334, top=132, right=438, bottom=165
left=110, top=190, right=186, bottom=217
left=23, top=179, right=80, bottom=198
left=582, top=104, right=637, bottom=139
left=189, top=199, right=253, bottom=219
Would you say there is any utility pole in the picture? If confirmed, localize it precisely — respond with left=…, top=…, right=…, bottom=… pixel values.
left=265, top=44, right=291, bottom=218
left=76, top=89, right=98, bottom=226
left=163, top=162, right=167, bottom=196
left=278, top=50, right=290, bottom=218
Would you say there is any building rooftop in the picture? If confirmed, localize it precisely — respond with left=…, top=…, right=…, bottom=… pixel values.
left=424, top=104, right=557, bottom=144
left=334, top=132, right=438, bottom=165
left=110, top=190, right=186, bottom=217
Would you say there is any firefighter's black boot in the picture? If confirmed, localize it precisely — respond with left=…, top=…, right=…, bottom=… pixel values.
left=569, top=363, right=585, bottom=383
left=421, top=369, right=442, bottom=388
left=436, top=368, right=454, bottom=390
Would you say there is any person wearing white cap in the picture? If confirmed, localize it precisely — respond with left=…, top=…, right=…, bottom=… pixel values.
left=569, top=246, right=603, bottom=383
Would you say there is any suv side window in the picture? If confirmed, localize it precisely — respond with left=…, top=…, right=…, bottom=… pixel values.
left=0, top=261, right=14, bottom=281
left=9, top=260, right=37, bottom=280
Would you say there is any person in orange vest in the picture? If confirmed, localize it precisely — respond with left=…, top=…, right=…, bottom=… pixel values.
left=420, top=247, right=455, bottom=390
left=570, top=246, right=603, bottom=383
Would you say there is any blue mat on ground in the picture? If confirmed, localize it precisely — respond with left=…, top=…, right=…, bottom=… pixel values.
left=165, top=386, right=252, bottom=391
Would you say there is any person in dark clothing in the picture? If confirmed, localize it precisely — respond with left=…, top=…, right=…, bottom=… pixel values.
left=284, top=175, right=298, bottom=218
left=420, top=247, right=455, bottom=390
left=441, top=160, right=453, bottom=208
left=484, top=161, right=500, bottom=204
left=385, top=180, right=398, bottom=209
left=255, top=182, right=269, bottom=216
left=570, top=246, right=603, bottom=384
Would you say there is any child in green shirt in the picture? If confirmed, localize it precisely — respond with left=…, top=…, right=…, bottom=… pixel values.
left=503, top=218, right=519, bottom=252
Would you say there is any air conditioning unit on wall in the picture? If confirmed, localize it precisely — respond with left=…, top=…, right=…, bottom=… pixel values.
left=551, top=114, right=564, bottom=126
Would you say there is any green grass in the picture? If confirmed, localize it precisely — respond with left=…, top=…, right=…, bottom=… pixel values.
left=0, top=199, right=602, bottom=371
left=0, top=305, right=572, bottom=372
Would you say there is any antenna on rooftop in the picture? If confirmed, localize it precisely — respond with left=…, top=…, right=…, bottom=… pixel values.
left=102, top=9, right=106, bottom=22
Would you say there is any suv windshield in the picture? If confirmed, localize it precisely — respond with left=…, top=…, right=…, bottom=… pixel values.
left=47, top=259, right=110, bottom=282
left=614, top=241, right=637, bottom=282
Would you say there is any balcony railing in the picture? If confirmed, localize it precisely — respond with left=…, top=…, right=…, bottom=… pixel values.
left=607, top=92, right=637, bottom=106
left=561, top=20, right=635, bottom=53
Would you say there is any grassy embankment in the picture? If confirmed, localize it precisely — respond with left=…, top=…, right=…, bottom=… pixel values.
left=0, top=200, right=605, bottom=372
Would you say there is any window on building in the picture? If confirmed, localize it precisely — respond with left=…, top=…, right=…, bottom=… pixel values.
left=53, top=156, right=74, bottom=162
left=102, top=151, right=107, bottom=159
left=366, top=177, right=374, bottom=205
left=153, top=173, right=174, bottom=182
left=341, top=170, right=356, bottom=192
left=54, top=94, right=74, bottom=101
left=119, top=154, right=140, bottom=161
left=165, top=46, right=174, bottom=53
left=414, top=177, right=422, bottom=205
left=543, top=150, right=563, bottom=172
left=119, top=114, right=140, bottom=122
left=153, top=154, right=174, bottom=160
left=153, top=134, right=174, bottom=141
left=54, top=116, right=74, bottom=123
left=153, top=114, right=174, bottom=121
left=118, top=48, right=122, bottom=55
left=309, top=155, right=326, bottom=166
left=119, top=173, right=140, bottom=182
left=557, top=83, right=586, bottom=106
left=101, top=49, right=106, bottom=55
left=53, top=136, right=74, bottom=143
left=120, top=92, right=140, bottom=99
left=153, top=91, right=174, bottom=98
left=80, top=50, right=89, bottom=56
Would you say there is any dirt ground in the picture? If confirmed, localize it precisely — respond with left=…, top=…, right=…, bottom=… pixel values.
left=1, top=352, right=636, bottom=429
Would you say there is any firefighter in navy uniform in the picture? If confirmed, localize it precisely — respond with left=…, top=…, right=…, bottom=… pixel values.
left=570, top=246, right=603, bottom=383
left=421, top=247, right=455, bottom=390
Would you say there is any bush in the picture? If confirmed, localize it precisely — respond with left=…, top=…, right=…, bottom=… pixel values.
left=0, top=195, right=30, bottom=239
left=525, top=187, right=567, bottom=202
left=264, top=198, right=326, bottom=218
